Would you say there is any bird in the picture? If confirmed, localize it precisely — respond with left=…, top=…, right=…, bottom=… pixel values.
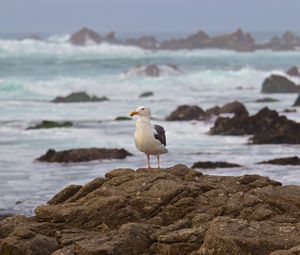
left=130, top=106, right=168, bottom=168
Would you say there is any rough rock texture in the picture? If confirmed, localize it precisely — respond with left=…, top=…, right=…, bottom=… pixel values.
left=286, top=66, right=300, bottom=77
left=191, top=161, right=241, bottom=169
left=52, top=92, right=109, bottom=103
left=36, top=148, right=132, bottom=163
left=27, top=121, right=73, bottom=130
left=124, top=64, right=182, bottom=77
left=259, top=156, right=300, bottom=165
left=261, top=75, right=300, bottom=93
left=293, top=94, right=300, bottom=106
left=210, top=107, right=300, bottom=144
left=1, top=164, right=299, bottom=255
left=205, top=101, right=248, bottom=117
left=166, top=105, right=205, bottom=121
left=68, top=27, right=102, bottom=45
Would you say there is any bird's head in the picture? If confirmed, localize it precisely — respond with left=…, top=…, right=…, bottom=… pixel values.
left=130, top=106, right=151, bottom=118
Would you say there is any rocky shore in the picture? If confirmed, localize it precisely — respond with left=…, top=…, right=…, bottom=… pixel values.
left=1, top=164, right=299, bottom=255
left=67, top=27, right=300, bottom=52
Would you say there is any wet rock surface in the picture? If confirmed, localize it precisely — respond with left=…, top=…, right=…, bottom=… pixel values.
left=210, top=107, right=300, bottom=144
left=259, top=156, right=300, bottom=165
left=52, top=92, right=109, bottom=103
left=191, top=161, right=241, bottom=169
left=36, top=148, right=132, bottom=163
left=261, top=75, right=300, bottom=93
left=27, top=120, right=73, bottom=130
left=1, top=164, right=299, bottom=255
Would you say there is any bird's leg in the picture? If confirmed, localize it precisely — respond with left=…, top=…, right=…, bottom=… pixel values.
left=157, top=154, right=160, bottom=169
left=147, top=154, right=151, bottom=169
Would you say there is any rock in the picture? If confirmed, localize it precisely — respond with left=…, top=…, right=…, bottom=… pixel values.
left=125, top=35, right=159, bottom=49
left=286, top=66, right=300, bottom=77
left=191, top=161, right=241, bottom=169
left=260, top=31, right=300, bottom=51
left=52, top=92, right=109, bottom=103
left=27, top=120, right=73, bottom=130
left=258, top=156, right=300, bottom=165
left=103, top=31, right=121, bottom=44
left=36, top=148, right=132, bottom=163
left=255, top=97, right=279, bottom=103
left=124, top=64, right=182, bottom=77
left=206, top=101, right=248, bottom=116
left=269, top=245, right=300, bottom=255
left=261, top=75, right=300, bottom=93
left=293, top=95, right=300, bottom=106
left=139, top=91, right=154, bottom=98
left=2, top=164, right=300, bottom=255
left=210, top=107, right=300, bottom=144
left=166, top=105, right=205, bottom=121
left=283, top=108, right=297, bottom=113
left=68, top=27, right=102, bottom=46
left=115, top=116, right=131, bottom=121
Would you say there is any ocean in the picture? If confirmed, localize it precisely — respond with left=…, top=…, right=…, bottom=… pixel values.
left=0, top=32, right=300, bottom=215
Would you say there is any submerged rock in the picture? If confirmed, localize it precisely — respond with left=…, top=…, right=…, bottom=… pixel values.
left=255, top=97, right=280, bottom=103
left=210, top=107, right=300, bottom=144
left=286, top=66, right=300, bottom=77
left=52, top=92, right=109, bottom=103
left=192, top=161, right=241, bottom=169
left=36, top=148, right=132, bottom=163
left=139, top=91, right=154, bottom=98
left=27, top=120, right=73, bottom=130
left=69, top=27, right=102, bottom=45
left=124, top=64, right=182, bottom=77
left=166, top=105, right=205, bottom=121
left=1, top=164, right=299, bottom=255
left=259, top=156, right=300, bottom=165
left=261, top=75, right=300, bottom=93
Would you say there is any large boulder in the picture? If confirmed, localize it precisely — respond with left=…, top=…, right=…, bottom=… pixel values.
left=52, top=92, right=109, bottom=103
left=1, top=165, right=299, bottom=255
left=36, top=148, right=132, bottom=163
left=69, top=27, right=102, bottom=46
left=261, top=75, right=300, bottom=93
left=286, top=66, right=300, bottom=77
left=210, top=107, right=300, bottom=144
left=166, top=105, right=205, bottom=121
left=124, top=64, right=182, bottom=77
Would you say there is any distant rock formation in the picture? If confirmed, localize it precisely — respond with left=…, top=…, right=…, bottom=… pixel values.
left=52, top=92, right=109, bottom=103
left=27, top=120, right=73, bottom=130
left=259, top=156, right=300, bottom=165
left=166, top=105, right=205, bottom=121
left=192, top=161, right=241, bottom=169
left=36, top=148, right=132, bottom=163
left=286, top=66, right=300, bottom=77
left=210, top=107, right=300, bottom=144
left=125, top=35, right=159, bottom=49
left=205, top=101, right=248, bottom=117
left=124, top=64, right=182, bottom=77
left=139, top=91, right=154, bottom=98
left=69, top=27, right=102, bottom=45
left=1, top=165, right=299, bottom=255
left=261, top=75, right=300, bottom=93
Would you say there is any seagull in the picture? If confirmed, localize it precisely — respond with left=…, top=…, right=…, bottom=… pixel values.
left=130, top=106, right=168, bottom=168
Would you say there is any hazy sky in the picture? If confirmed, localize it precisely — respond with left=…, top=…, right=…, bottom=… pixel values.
left=1, top=0, right=300, bottom=34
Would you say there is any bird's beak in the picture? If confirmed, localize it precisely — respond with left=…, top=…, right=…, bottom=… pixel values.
left=130, top=111, right=138, bottom=117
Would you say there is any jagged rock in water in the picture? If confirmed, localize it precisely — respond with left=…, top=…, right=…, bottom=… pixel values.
left=293, top=94, right=300, bottom=106
left=286, top=66, right=300, bottom=77
left=27, top=120, right=73, bottom=130
left=166, top=105, right=205, bottom=121
left=210, top=107, right=300, bottom=144
left=261, top=75, right=300, bottom=93
left=124, top=64, right=182, bottom=77
left=52, top=92, right=109, bottom=103
left=1, top=164, right=299, bottom=255
left=192, top=161, right=241, bottom=169
left=125, top=35, right=159, bottom=49
left=36, top=148, right=132, bottom=163
left=258, top=156, right=300, bottom=165
left=69, top=27, right=102, bottom=45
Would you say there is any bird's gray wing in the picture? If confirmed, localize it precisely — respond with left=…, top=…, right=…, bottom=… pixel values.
left=153, top=124, right=166, bottom=146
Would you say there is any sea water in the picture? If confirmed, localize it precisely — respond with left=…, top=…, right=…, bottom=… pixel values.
left=0, top=33, right=300, bottom=215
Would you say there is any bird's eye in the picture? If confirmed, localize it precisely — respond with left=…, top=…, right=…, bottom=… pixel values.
left=141, top=108, right=144, bottom=110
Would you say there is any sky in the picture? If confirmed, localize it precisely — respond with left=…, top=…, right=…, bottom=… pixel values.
left=0, top=0, right=300, bottom=34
